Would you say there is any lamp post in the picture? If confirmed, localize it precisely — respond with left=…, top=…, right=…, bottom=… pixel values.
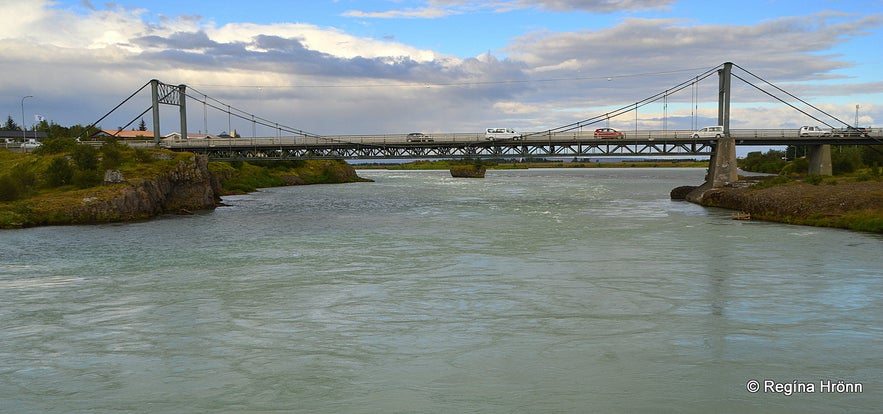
left=21, top=95, right=33, bottom=142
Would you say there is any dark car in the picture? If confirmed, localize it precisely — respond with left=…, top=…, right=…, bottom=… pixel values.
left=594, top=127, right=623, bottom=139
left=833, top=127, right=870, bottom=137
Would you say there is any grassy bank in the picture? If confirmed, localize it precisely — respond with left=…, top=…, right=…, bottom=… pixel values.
left=699, top=173, right=883, bottom=233
left=0, top=148, right=368, bottom=228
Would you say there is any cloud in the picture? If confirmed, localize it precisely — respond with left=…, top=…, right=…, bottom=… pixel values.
left=342, top=6, right=457, bottom=19
left=343, top=0, right=675, bottom=19
left=1, top=1, right=879, bottom=137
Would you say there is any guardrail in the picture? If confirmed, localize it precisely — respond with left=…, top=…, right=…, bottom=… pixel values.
left=158, top=128, right=879, bottom=148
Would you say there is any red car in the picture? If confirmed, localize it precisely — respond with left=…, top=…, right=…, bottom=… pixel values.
left=594, top=127, right=623, bottom=139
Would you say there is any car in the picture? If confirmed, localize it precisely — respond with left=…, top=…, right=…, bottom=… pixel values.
left=833, top=127, right=870, bottom=137
left=691, top=125, right=724, bottom=139
left=485, top=128, right=522, bottom=140
left=798, top=126, right=831, bottom=137
left=593, top=127, right=624, bottom=139
left=406, top=132, right=434, bottom=142
left=21, top=139, right=42, bottom=149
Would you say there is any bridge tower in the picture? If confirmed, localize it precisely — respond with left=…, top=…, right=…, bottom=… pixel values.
left=150, top=80, right=188, bottom=145
left=705, top=62, right=739, bottom=187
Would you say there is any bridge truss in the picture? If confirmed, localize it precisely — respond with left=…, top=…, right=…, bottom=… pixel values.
left=173, top=138, right=716, bottom=161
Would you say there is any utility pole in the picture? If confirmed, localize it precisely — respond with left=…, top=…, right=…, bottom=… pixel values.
left=20, top=95, right=33, bottom=142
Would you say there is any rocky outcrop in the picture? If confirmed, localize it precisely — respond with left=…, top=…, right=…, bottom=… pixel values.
left=69, top=155, right=221, bottom=223
left=670, top=185, right=698, bottom=200
left=450, top=164, right=486, bottom=178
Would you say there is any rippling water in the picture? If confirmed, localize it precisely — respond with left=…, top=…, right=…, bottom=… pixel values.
left=1, top=168, right=881, bottom=413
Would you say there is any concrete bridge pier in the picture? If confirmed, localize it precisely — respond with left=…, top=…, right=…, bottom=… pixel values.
left=684, top=138, right=738, bottom=203
left=808, top=144, right=832, bottom=176
left=706, top=138, right=739, bottom=187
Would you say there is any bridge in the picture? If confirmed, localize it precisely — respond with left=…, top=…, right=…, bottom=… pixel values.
left=92, top=62, right=880, bottom=191
left=159, top=129, right=879, bottom=161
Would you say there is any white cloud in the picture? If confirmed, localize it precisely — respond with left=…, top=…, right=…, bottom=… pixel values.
left=0, top=1, right=879, bottom=136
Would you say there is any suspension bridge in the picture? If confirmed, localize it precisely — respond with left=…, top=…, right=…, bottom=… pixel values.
left=90, top=62, right=880, bottom=189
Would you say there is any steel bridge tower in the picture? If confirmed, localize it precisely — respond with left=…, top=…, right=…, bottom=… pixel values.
left=150, top=80, right=188, bottom=145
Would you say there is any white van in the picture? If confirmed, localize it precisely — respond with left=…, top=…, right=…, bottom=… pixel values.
left=691, top=126, right=724, bottom=139
left=485, top=127, right=521, bottom=140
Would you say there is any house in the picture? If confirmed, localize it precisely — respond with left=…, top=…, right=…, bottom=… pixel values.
left=92, top=129, right=155, bottom=140
left=162, top=132, right=221, bottom=141
left=1, top=130, right=48, bottom=142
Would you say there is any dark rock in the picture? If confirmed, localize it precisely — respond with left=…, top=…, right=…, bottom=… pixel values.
left=670, top=185, right=697, bottom=200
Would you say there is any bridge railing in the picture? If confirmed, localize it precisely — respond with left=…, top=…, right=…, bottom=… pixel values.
left=157, top=128, right=878, bottom=149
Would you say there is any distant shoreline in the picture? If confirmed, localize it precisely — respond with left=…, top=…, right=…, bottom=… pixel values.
left=354, top=160, right=708, bottom=170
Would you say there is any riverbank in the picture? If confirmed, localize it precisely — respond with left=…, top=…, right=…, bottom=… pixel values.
left=676, top=176, right=883, bottom=233
left=0, top=149, right=370, bottom=228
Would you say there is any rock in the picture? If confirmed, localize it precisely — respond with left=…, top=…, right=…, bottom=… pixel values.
left=103, top=169, right=126, bottom=184
left=450, top=164, right=486, bottom=178
left=68, top=155, right=222, bottom=222
left=670, top=185, right=697, bottom=200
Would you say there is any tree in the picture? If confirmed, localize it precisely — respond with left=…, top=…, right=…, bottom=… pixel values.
left=832, top=146, right=864, bottom=174
left=738, top=149, right=787, bottom=174
left=3, top=116, right=20, bottom=131
left=138, top=119, right=147, bottom=131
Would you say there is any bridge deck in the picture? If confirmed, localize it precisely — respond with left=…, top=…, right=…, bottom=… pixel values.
left=162, top=129, right=881, bottom=160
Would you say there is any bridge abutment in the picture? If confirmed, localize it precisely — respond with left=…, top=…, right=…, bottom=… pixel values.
left=808, top=144, right=833, bottom=176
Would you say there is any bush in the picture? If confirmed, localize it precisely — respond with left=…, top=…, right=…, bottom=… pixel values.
left=779, top=157, right=809, bottom=176
left=832, top=146, right=864, bottom=174
left=72, top=144, right=99, bottom=171
left=72, top=169, right=102, bottom=188
left=0, top=174, right=22, bottom=201
left=46, top=157, right=74, bottom=187
left=101, top=142, right=124, bottom=170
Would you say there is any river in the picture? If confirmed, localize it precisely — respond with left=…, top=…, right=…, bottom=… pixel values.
left=1, top=168, right=881, bottom=413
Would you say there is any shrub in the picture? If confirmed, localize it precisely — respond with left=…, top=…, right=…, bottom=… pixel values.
left=0, top=174, right=22, bottom=201
left=804, top=175, right=824, bottom=185
left=72, top=169, right=102, bottom=188
left=72, top=144, right=100, bottom=170
left=46, top=157, right=74, bottom=187
left=101, top=143, right=124, bottom=170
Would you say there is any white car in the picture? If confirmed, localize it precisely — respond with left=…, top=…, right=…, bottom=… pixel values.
left=21, top=139, right=42, bottom=149
left=691, top=126, right=724, bottom=139
left=798, top=126, right=831, bottom=137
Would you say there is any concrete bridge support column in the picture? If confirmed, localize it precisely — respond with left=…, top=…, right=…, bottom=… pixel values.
left=707, top=137, right=739, bottom=187
left=808, top=144, right=832, bottom=176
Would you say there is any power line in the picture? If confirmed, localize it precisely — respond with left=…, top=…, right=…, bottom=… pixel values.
left=186, top=66, right=713, bottom=89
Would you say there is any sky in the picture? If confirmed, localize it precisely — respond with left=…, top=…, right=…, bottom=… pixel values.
left=1, top=0, right=882, bottom=139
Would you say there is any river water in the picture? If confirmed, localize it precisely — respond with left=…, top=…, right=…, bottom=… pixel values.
left=1, top=168, right=881, bottom=413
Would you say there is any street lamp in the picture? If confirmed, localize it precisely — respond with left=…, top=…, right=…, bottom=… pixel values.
left=21, top=95, right=33, bottom=142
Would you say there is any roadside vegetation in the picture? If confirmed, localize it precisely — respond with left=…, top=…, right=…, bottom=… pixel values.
left=739, top=144, right=882, bottom=176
